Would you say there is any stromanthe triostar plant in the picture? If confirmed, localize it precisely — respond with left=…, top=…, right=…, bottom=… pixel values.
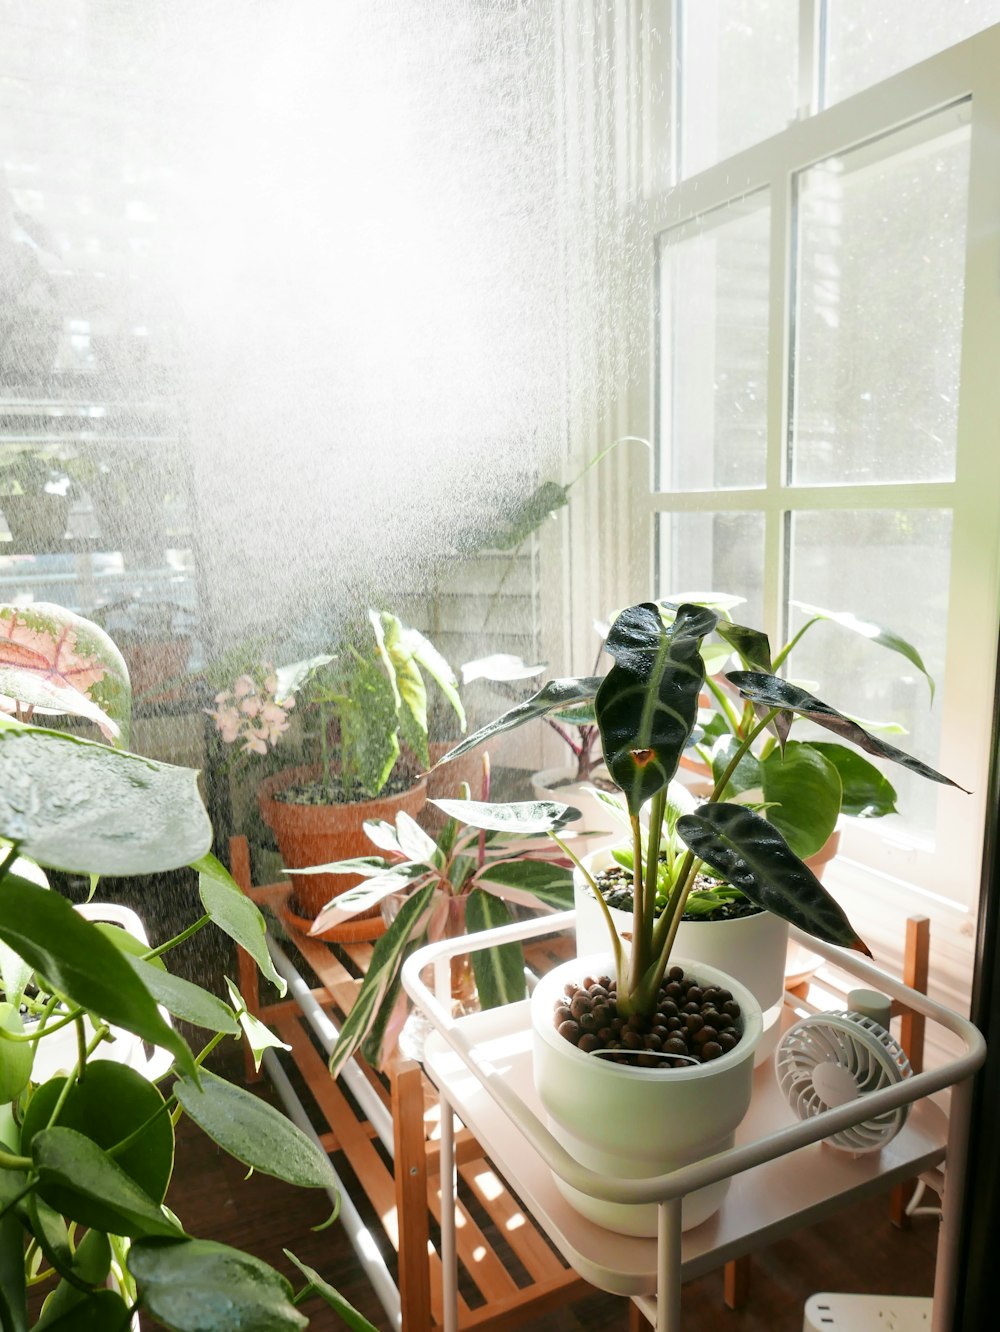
left=434, top=601, right=967, bottom=1026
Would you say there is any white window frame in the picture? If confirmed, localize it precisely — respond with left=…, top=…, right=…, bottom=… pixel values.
left=607, top=16, right=1000, bottom=1003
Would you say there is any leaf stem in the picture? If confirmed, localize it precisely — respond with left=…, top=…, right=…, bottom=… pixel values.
left=144, top=913, right=212, bottom=960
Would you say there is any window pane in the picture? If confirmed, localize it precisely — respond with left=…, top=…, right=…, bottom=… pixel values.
left=658, top=196, right=770, bottom=492
left=790, top=107, right=970, bottom=486
left=787, top=508, right=952, bottom=842
left=656, top=511, right=765, bottom=628
left=826, top=1, right=1000, bottom=106
left=680, top=0, right=798, bottom=178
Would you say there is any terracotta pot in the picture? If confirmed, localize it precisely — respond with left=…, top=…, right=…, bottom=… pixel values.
left=258, top=764, right=427, bottom=919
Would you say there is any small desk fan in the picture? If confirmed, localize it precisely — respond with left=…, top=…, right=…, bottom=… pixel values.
left=775, top=1008, right=913, bottom=1153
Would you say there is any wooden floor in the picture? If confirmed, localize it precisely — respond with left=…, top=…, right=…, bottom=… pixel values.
left=167, top=1077, right=940, bottom=1332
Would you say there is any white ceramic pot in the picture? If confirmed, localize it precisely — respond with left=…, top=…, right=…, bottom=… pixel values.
left=530, top=766, right=619, bottom=852
left=531, top=951, right=762, bottom=1235
left=574, top=848, right=788, bottom=1066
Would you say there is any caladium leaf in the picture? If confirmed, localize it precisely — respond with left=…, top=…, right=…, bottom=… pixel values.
left=807, top=741, right=899, bottom=818
left=597, top=602, right=718, bottom=815
left=466, top=889, right=526, bottom=1008
left=0, top=602, right=131, bottom=747
left=726, top=671, right=968, bottom=791
left=431, top=798, right=582, bottom=835
left=677, top=802, right=871, bottom=954
left=789, top=601, right=935, bottom=699
left=129, top=1239, right=307, bottom=1332
left=328, top=883, right=437, bottom=1079
left=760, top=741, right=842, bottom=859
left=173, top=1069, right=337, bottom=1190
left=433, top=677, right=603, bottom=763
left=476, top=858, right=575, bottom=911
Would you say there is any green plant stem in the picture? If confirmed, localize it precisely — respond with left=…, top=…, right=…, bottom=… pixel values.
left=771, top=616, right=818, bottom=671
left=0, top=844, right=18, bottom=881
left=0, top=1176, right=36, bottom=1220
left=44, top=1021, right=111, bottom=1132
left=108, top=1094, right=177, bottom=1160
left=550, top=832, right=623, bottom=982
left=144, top=913, right=212, bottom=960
left=710, top=708, right=780, bottom=802
left=704, top=673, right=743, bottom=736
left=0, top=1146, right=31, bottom=1172
left=629, top=812, right=644, bottom=962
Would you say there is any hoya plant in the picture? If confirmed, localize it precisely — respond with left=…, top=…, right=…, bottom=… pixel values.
left=301, top=773, right=577, bottom=1079
left=0, top=608, right=375, bottom=1330
left=436, top=601, right=965, bottom=1021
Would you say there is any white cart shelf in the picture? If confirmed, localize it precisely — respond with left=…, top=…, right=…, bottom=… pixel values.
left=402, top=910, right=986, bottom=1332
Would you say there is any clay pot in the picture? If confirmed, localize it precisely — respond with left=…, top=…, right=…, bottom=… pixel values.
left=258, top=764, right=427, bottom=920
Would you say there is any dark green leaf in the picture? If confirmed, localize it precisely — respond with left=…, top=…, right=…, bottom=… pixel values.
left=597, top=602, right=717, bottom=815
left=173, top=1069, right=338, bottom=1191
left=328, top=883, right=437, bottom=1079
left=715, top=621, right=773, bottom=673
left=31, top=1126, right=183, bottom=1238
left=0, top=726, right=211, bottom=874
left=284, top=1250, right=380, bottom=1330
left=195, top=852, right=287, bottom=998
left=709, top=736, right=761, bottom=798
left=433, top=677, right=603, bottom=763
left=0, top=1202, right=27, bottom=1332
left=431, top=798, right=581, bottom=835
left=807, top=742, right=899, bottom=818
left=677, top=803, right=870, bottom=954
left=0, top=878, right=193, bottom=1078
left=790, top=601, right=935, bottom=699
left=760, top=742, right=842, bottom=859
left=124, top=953, right=240, bottom=1035
left=466, top=891, right=526, bottom=1009
left=477, top=859, right=575, bottom=910
left=20, top=1061, right=174, bottom=1202
left=0, top=1000, right=33, bottom=1102
left=129, top=1238, right=307, bottom=1332
left=31, top=1285, right=132, bottom=1331
left=26, top=1195, right=76, bottom=1287
left=726, top=672, right=968, bottom=791
left=471, top=478, right=570, bottom=552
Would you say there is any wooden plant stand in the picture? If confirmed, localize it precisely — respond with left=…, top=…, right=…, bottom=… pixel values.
left=229, top=836, right=590, bottom=1330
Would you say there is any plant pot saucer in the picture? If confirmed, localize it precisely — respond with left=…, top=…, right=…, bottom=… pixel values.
left=279, top=894, right=387, bottom=944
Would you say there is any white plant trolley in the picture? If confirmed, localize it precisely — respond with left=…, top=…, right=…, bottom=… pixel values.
left=401, top=910, right=986, bottom=1332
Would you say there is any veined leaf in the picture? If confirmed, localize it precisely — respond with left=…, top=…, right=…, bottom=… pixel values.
left=129, top=1238, right=307, bottom=1332
left=126, top=953, right=240, bottom=1035
left=0, top=877, right=193, bottom=1078
left=477, top=859, right=575, bottom=911
left=328, top=883, right=437, bottom=1080
left=715, top=620, right=774, bottom=674
left=284, top=1251, right=379, bottom=1331
left=194, top=853, right=286, bottom=998
left=431, top=798, right=581, bottom=835
left=309, top=869, right=422, bottom=934
left=173, top=1069, right=337, bottom=1190
left=433, top=677, right=603, bottom=763
left=789, top=601, right=935, bottom=699
left=466, top=890, right=526, bottom=1009
left=726, top=672, right=967, bottom=791
left=394, top=810, right=438, bottom=863
left=760, top=741, right=842, bottom=859
left=400, top=620, right=466, bottom=731
left=677, top=803, right=871, bottom=954
left=807, top=741, right=899, bottom=818
left=597, top=602, right=718, bottom=815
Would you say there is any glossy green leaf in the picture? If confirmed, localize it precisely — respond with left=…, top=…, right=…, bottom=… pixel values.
left=708, top=736, right=762, bottom=798
left=790, top=601, right=935, bottom=699
left=477, top=858, right=575, bottom=910
left=0, top=602, right=131, bottom=748
left=31, top=1285, right=132, bottom=1331
left=224, top=978, right=291, bottom=1073
left=328, top=883, right=437, bottom=1079
left=68, top=1226, right=112, bottom=1287
left=32, top=1126, right=183, bottom=1238
left=726, top=672, right=968, bottom=790
left=677, top=803, right=871, bottom=954
left=92, top=921, right=165, bottom=969
left=0, top=726, right=210, bottom=874
left=807, top=742, right=899, bottom=818
left=431, top=798, right=581, bottom=835
left=597, top=602, right=718, bottom=815
left=466, top=890, right=525, bottom=1009
left=22, top=1062, right=174, bottom=1202
left=715, top=620, right=773, bottom=673
left=125, top=954, right=239, bottom=1035
left=433, top=677, right=603, bottom=764
left=0, top=877, right=193, bottom=1078
left=0, top=1202, right=26, bottom=1332
left=0, top=1001, right=33, bottom=1102
left=195, top=852, right=287, bottom=998
left=284, top=1249, right=380, bottom=1331
left=129, top=1238, right=307, bottom=1332
left=760, top=742, right=842, bottom=859
left=26, top=1195, right=75, bottom=1286
left=0, top=852, right=44, bottom=1009
left=173, top=1069, right=338, bottom=1191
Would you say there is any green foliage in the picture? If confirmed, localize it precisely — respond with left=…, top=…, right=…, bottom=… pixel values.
left=445, top=600, right=963, bottom=1022
left=0, top=607, right=376, bottom=1331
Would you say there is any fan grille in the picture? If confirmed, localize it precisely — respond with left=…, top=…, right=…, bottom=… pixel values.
left=775, top=1011, right=912, bottom=1153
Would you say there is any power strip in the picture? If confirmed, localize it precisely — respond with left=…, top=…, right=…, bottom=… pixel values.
left=803, top=1293, right=932, bottom=1331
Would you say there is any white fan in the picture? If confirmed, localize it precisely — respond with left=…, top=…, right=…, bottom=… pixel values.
left=775, top=1011, right=913, bottom=1153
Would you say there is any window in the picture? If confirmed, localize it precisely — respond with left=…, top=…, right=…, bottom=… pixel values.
left=640, top=8, right=1000, bottom=1003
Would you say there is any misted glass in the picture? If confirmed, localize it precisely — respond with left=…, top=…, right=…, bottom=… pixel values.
left=656, top=511, right=765, bottom=630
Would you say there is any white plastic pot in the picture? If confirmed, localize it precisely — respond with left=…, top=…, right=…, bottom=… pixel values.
left=531, top=951, right=762, bottom=1235
left=574, top=848, right=788, bottom=1066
